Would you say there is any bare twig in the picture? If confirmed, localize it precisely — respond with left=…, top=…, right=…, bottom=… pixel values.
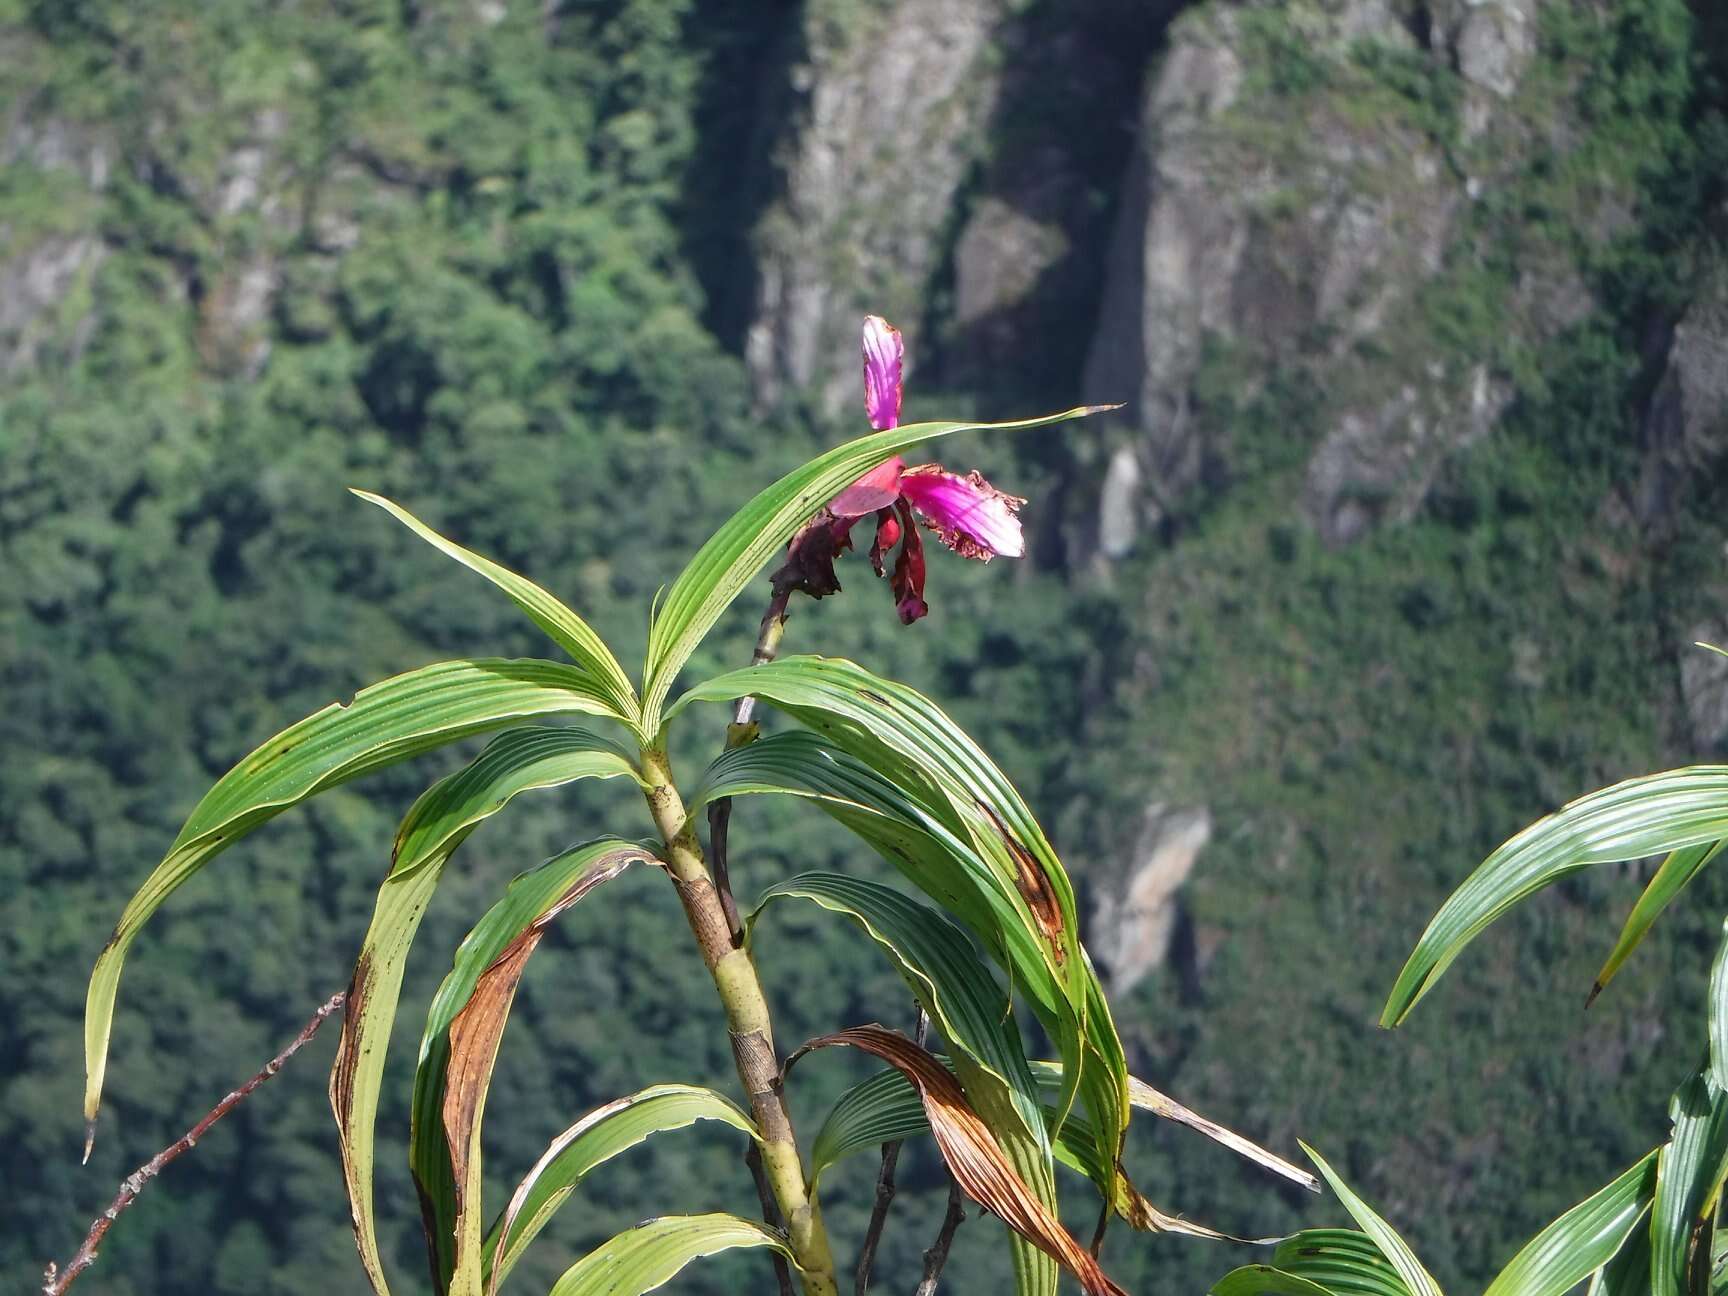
left=713, top=585, right=798, bottom=1292
left=745, top=1140, right=796, bottom=1296
left=1089, top=1200, right=1111, bottom=1258
left=706, top=586, right=792, bottom=945
left=913, top=1180, right=967, bottom=1296
left=43, top=990, right=347, bottom=1296
left=854, top=1008, right=930, bottom=1295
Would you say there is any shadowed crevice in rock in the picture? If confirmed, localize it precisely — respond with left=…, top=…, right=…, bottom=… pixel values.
left=679, top=0, right=806, bottom=353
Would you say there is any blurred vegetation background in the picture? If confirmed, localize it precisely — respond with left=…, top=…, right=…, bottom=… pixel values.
left=5, top=0, right=1728, bottom=1292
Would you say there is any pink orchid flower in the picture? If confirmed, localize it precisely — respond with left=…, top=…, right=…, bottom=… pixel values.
left=774, top=316, right=1028, bottom=623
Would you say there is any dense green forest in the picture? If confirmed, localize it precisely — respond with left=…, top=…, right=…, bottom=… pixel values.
left=5, top=0, right=1728, bottom=1293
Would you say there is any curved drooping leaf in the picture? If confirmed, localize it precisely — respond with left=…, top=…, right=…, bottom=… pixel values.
left=1483, top=1148, right=1657, bottom=1296
left=1383, top=766, right=1728, bottom=1027
left=1270, top=1229, right=1411, bottom=1296
left=639, top=405, right=1112, bottom=733
left=748, top=873, right=1046, bottom=1161
left=354, top=491, right=642, bottom=731
left=544, top=1213, right=794, bottom=1296
left=749, top=870, right=1059, bottom=1296
left=413, top=841, right=660, bottom=1296
left=329, top=729, right=645, bottom=1295
left=791, top=1025, right=1127, bottom=1296
left=810, top=1063, right=1249, bottom=1245
left=1209, top=1265, right=1338, bottom=1296
left=1301, top=1144, right=1442, bottom=1296
left=484, top=1085, right=756, bottom=1296
left=1650, top=1074, right=1728, bottom=1296
left=86, top=658, right=626, bottom=1144
left=1592, top=839, right=1726, bottom=1003
left=677, top=667, right=1127, bottom=1184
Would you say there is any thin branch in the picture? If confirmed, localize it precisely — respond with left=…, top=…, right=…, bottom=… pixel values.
left=43, top=990, right=347, bottom=1296
left=913, top=1181, right=967, bottom=1296
left=745, top=1141, right=796, bottom=1296
left=1089, top=1200, right=1111, bottom=1258
left=854, top=1008, right=929, bottom=1295
left=712, top=584, right=797, bottom=1292
left=706, top=586, right=792, bottom=945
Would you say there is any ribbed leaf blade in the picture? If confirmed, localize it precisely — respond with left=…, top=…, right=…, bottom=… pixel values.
left=86, top=658, right=625, bottom=1142
left=1383, top=766, right=1728, bottom=1027
left=676, top=663, right=1127, bottom=1179
left=354, top=491, right=641, bottom=731
left=750, top=871, right=1060, bottom=1296
left=1651, top=1074, right=1728, bottom=1296
left=413, top=841, right=659, bottom=1295
left=1209, top=1265, right=1338, bottom=1296
left=1483, top=1149, right=1657, bottom=1296
left=484, top=1085, right=756, bottom=1296
left=1271, top=1229, right=1412, bottom=1296
left=545, top=1214, right=793, bottom=1296
left=794, top=1026, right=1126, bottom=1296
left=748, top=872, right=1047, bottom=1161
left=1301, top=1144, right=1443, bottom=1296
left=639, top=406, right=1111, bottom=732
left=330, top=729, right=645, bottom=1295
left=1592, top=839, right=1726, bottom=1002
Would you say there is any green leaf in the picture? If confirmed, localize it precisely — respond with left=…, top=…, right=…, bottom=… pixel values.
left=1592, top=840, right=1726, bottom=1003
left=86, top=658, right=625, bottom=1142
left=329, top=729, right=646, bottom=1295
left=354, top=491, right=642, bottom=731
left=1589, top=1218, right=1651, bottom=1296
left=675, top=662, right=1127, bottom=1177
left=1301, top=1144, right=1443, bottom=1296
left=748, top=872, right=1048, bottom=1165
left=1209, top=1266, right=1338, bottom=1296
left=1483, top=1149, right=1658, bottom=1296
left=413, top=840, right=660, bottom=1296
left=748, top=870, right=1057, bottom=1296
left=1651, top=1074, right=1728, bottom=1296
left=1271, top=1229, right=1412, bottom=1296
left=484, top=1085, right=756, bottom=1295
left=639, top=406, right=1111, bottom=734
left=1711, top=920, right=1728, bottom=1096
left=1382, top=766, right=1728, bottom=1027
left=544, top=1214, right=794, bottom=1296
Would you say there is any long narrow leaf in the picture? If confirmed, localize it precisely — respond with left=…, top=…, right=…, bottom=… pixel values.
left=1272, top=1229, right=1412, bottom=1296
left=1301, top=1143, right=1443, bottom=1296
left=545, top=1214, right=794, bottom=1296
left=413, top=841, right=660, bottom=1295
left=1383, top=766, right=1728, bottom=1027
left=792, top=1025, right=1127, bottom=1296
left=748, top=873, right=1047, bottom=1160
left=1591, top=840, right=1726, bottom=1003
left=1652, top=1074, right=1728, bottom=1296
left=484, top=1086, right=756, bottom=1295
left=639, top=406, right=1111, bottom=732
left=676, top=664, right=1128, bottom=1183
left=331, top=730, right=646, bottom=1295
left=354, top=491, right=642, bottom=730
left=1589, top=1217, right=1652, bottom=1296
left=87, top=658, right=625, bottom=1147
left=1483, top=1149, right=1658, bottom=1296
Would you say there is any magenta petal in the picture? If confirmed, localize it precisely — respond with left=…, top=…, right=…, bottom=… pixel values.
left=862, top=315, right=904, bottom=431
left=830, top=456, right=905, bottom=517
left=898, top=465, right=1026, bottom=559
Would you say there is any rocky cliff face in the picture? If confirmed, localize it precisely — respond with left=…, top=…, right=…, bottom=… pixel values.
left=741, top=0, right=1728, bottom=989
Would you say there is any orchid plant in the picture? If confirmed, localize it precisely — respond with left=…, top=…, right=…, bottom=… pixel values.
left=63, top=319, right=1315, bottom=1296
